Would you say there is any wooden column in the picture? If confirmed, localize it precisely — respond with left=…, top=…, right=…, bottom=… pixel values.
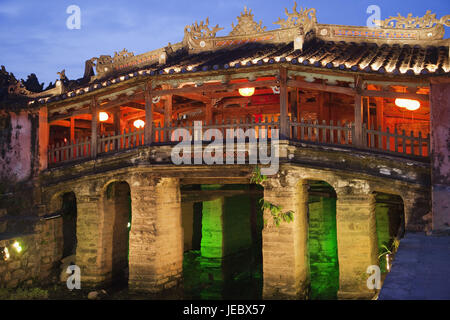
left=289, top=88, right=298, bottom=121
left=164, top=95, right=172, bottom=141
left=113, top=107, right=121, bottom=134
left=375, top=97, right=384, bottom=131
left=90, top=98, right=98, bottom=158
left=279, top=67, right=289, bottom=139
left=354, top=76, right=364, bottom=147
left=205, top=101, right=213, bottom=124
left=70, top=117, right=75, bottom=143
left=144, top=84, right=153, bottom=145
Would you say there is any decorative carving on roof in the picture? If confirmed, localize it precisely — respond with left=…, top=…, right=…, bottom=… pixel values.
left=274, top=2, right=317, bottom=31
left=57, top=69, right=67, bottom=81
left=229, top=7, right=266, bottom=36
left=112, top=49, right=135, bottom=63
left=184, top=18, right=224, bottom=50
left=374, top=10, right=450, bottom=29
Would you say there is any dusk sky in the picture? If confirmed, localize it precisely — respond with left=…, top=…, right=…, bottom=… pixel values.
left=0, top=0, right=449, bottom=86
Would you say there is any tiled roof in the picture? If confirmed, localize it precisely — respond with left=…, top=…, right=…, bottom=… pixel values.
left=31, top=39, right=449, bottom=106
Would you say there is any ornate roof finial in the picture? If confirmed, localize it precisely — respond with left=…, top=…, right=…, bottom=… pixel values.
left=229, top=6, right=266, bottom=36
left=184, top=17, right=224, bottom=49
left=274, top=1, right=317, bottom=31
left=374, top=10, right=450, bottom=29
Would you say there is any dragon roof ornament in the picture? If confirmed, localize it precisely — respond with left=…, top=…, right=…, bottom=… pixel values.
left=183, top=18, right=224, bottom=50
left=374, top=10, right=450, bottom=29
left=274, top=2, right=317, bottom=32
left=229, top=6, right=267, bottom=36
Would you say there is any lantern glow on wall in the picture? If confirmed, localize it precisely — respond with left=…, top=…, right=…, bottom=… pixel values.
left=238, top=87, right=255, bottom=97
left=133, top=119, right=145, bottom=128
left=395, top=98, right=420, bottom=111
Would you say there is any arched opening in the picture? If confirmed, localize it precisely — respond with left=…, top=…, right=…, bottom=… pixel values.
left=181, top=183, right=264, bottom=299
left=61, top=192, right=77, bottom=259
left=306, top=180, right=339, bottom=299
left=103, top=181, right=132, bottom=283
left=374, top=192, right=405, bottom=274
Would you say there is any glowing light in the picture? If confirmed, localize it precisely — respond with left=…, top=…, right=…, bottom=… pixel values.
left=99, top=112, right=109, bottom=122
left=12, top=241, right=22, bottom=253
left=133, top=119, right=145, bottom=128
left=395, top=98, right=420, bottom=111
left=2, top=247, right=9, bottom=261
left=238, top=87, right=255, bottom=97
left=127, top=222, right=131, bottom=228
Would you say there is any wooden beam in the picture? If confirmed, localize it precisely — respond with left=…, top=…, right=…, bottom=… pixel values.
left=153, top=80, right=278, bottom=96
left=99, top=91, right=145, bottom=110
left=287, top=79, right=355, bottom=96
left=361, top=90, right=429, bottom=101
left=177, top=92, right=211, bottom=103
left=48, top=107, right=91, bottom=122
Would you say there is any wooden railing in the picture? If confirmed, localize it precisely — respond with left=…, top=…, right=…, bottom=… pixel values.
left=47, top=118, right=430, bottom=166
left=48, top=137, right=91, bottom=164
left=363, top=125, right=430, bottom=157
left=98, top=128, right=145, bottom=154
left=153, top=116, right=280, bottom=143
left=289, top=119, right=354, bottom=146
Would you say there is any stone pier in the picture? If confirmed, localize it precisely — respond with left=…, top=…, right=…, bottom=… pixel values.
left=262, top=179, right=309, bottom=299
left=75, top=193, right=104, bottom=283
left=335, top=190, right=378, bottom=299
left=128, top=176, right=183, bottom=293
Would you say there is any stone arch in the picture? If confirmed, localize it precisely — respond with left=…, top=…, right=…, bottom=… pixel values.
left=48, top=189, right=78, bottom=259
left=304, top=179, right=339, bottom=299
left=100, top=180, right=132, bottom=282
left=372, top=190, right=405, bottom=273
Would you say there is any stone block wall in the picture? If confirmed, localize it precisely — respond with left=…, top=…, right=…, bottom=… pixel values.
left=262, top=179, right=309, bottom=299
left=0, top=217, right=63, bottom=288
left=128, top=176, right=183, bottom=293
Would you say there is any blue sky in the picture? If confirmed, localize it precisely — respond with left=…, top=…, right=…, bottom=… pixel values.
left=0, top=0, right=448, bottom=86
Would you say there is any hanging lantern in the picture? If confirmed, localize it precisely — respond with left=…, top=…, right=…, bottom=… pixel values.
left=238, top=87, right=255, bottom=97
left=395, top=98, right=420, bottom=111
left=133, top=119, right=145, bottom=128
left=99, top=112, right=109, bottom=121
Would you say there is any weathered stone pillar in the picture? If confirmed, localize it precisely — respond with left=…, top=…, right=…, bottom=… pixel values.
left=128, top=175, right=183, bottom=293
left=201, top=197, right=225, bottom=258
left=262, top=178, right=309, bottom=299
left=75, top=192, right=104, bottom=284
left=430, top=81, right=450, bottom=232
left=336, top=188, right=378, bottom=299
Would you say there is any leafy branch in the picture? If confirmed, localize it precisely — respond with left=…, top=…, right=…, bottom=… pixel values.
left=251, top=165, right=294, bottom=228
left=378, top=238, right=400, bottom=259
left=250, top=165, right=267, bottom=184
left=260, top=199, right=294, bottom=227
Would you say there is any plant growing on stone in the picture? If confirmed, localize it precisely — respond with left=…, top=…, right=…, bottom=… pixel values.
left=260, top=199, right=294, bottom=227
left=251, top=165, right=294, bottom=227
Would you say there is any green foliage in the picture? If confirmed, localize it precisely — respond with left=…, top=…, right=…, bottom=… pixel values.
left=378, top=238, right=400, bottom=259
left=251, top=166, right=294, bottom=227
left=259, top=199, right=294, bottom=227
left=250, top=165, right=267, bottom=185
left=0, top=287, right=48, bottom=300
